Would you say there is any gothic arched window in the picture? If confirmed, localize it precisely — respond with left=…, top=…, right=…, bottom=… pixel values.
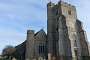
left=39, top=45, right=45, bottom=54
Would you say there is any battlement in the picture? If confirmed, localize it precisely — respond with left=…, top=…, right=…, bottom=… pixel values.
left=47, top=2, right=55, bottom=7
left=60, top=1, right=75, bottom=8
left=47, top=1, right=76, bottom=10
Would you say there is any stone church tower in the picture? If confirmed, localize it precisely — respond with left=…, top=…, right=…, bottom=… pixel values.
left=47, top=1, right=82, bottom=60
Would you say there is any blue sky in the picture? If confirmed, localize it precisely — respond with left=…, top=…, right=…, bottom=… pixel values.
left=0, top=0, right=90, bottom=54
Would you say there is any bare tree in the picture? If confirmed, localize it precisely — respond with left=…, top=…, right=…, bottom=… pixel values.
left=2, top=45, right=16, bottom=60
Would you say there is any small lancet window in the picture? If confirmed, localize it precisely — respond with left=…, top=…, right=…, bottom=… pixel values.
left=56, top=10, right=58, bottom=15
left=74, top=40, right=77, bottom=47
left=39, top=45, right=45, bottom=54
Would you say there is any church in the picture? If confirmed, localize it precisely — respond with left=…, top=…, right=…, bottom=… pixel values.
left=15, top=1, right=89, bottom=60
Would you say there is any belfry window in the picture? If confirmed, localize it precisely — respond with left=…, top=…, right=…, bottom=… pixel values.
left=68, top=10, right=71, bottom=15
